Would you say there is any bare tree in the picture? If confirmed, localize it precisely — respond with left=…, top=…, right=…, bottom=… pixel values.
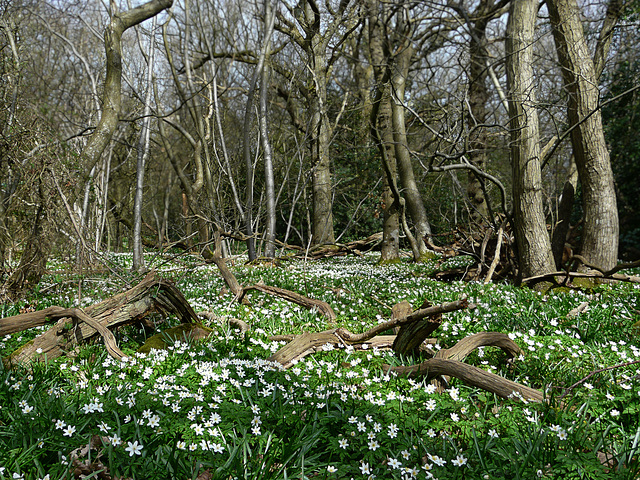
left=547, top=0, right=620, bottom=271
left=506, top=0, right=556, bottom=279
left=132, top=16, right=157, bottom=271
left=82, top=0, right=173, bottom=171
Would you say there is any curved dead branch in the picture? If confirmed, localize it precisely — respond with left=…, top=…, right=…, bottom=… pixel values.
left=335, top=298, right=469, bottom=343
left=384, top=358, right=544, bottom=403
left=435, top=332, right=522, bottom=362
left=241, top=282, right=337, bottom=322
left=198, top=311, right=250, bottom=334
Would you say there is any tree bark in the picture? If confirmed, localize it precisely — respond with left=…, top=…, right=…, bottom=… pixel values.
left=82, top=0, right=173, bottom=169
left=547, top=0, right=619, bottom=271
left=132, top=16, right=157, bottom=272
left=384, top=358, right=544, bottom=403
left=260, top=0, right=276, bottom=258
left=367, top=0, right=399, bottom=262
left=506, top=0, right=556, bottom=279
left=391, top=39, right=433, bottom=256
left=2, top=272, right=198, bottom=366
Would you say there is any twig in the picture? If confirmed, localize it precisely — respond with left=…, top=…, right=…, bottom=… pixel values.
left=559, top=359, right=640, bottom=402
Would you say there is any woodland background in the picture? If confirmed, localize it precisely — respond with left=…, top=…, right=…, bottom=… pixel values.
left=0, top=0, right=639, bottom=294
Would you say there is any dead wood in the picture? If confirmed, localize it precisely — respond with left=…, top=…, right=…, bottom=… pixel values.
left=383, top=358, right=544, bottom=403
left=335, top=298, right=469, bottom=344
left=289, top=233, right=383, bottom=260
left=522, top=270, right=640, bottom=287
left=390, top=301, right=413, bottom=335
left=392, top=300, right=442, bottom=355
left=268, top=298, right=470, bottom=368
left=198, top=311, right=250, bottom=334
left=2, top=271, right=198, bottom=367
left=434, top=332, right=522, bottom=362
left=240, top=281, right=337, bottom=322
left=268, top=331, right=397, bottom=368
left=484, top=225, right=505, bottom=284
left=567, top=301, right=589, bottom=318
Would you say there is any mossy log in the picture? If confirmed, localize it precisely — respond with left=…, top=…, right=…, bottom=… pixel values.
left=1, top=271, right=198, bottom=367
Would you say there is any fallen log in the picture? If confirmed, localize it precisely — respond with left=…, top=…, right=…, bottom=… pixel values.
left=2, top=271, right=198, bottom=367
left=384, top=358, right=544, bottom=403
left=268, top=331, right=397, bottom=368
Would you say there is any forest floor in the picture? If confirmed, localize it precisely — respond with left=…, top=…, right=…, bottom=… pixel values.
left=1, top=251, right=640, bottom=479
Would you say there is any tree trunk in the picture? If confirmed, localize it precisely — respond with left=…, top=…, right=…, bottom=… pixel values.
left=132, top=16, right=157, bottom=272
left=506, top=0, right=556, bottom=279
left=309, top=64, right=336, bottom=246
left=259, top=2, right=276, bottom=258
left=547, top=0, right=619, bottom=271
left=378, top=96, right=400, bottom=262
left=3, top=203, right=50, bottom=299
left=466, top=18, right=491, bottom=227
left=82, top=0, right=173, bottom=169
left=367, top=0, right=399, bottom=262
left=391, top=39, right=432, bottom=256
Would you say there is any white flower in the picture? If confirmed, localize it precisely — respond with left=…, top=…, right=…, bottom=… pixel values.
left=611, top=409, right=620, bottom=417
left=359, top=462, right=371, bottom=475
left=148, top=415, right=160, bottom=428
left=338, top=438, right=349, bottom=449
left=327, top=465, right=337, bottom=473
left=125, top=440, right=143, bottom=456
left=62, top=425, right=76, bottom=437
left=13, top=473, right=24, bottom=480
left=452, top=454, right=467, bottom=467
left=388, top=458, right=402, bottom=469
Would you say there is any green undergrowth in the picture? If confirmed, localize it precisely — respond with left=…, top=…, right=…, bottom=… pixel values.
left=1, top=252, right=639, bottom=479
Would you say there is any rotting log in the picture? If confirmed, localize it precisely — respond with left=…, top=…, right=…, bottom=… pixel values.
left=1, top=271, right=198, bottom=367
left=384, top=358, right=544, bottom=403
left=241, top=281, right=337, bottom=322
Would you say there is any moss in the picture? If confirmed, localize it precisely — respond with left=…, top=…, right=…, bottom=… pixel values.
left=377, top=257, right=403, bottom=266
left=417, top=251, right=439, bottom=262
left=138, top=323, right=214, bottom=354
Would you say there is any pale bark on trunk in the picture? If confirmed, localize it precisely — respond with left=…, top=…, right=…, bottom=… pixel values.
left=132, top=16, right=157, bottom=272
left=506, top=0, right=556, bottom=279
left=367, top=0, right=399, bottom=261
left=379, top=96, right=400, bottom=261
left=309, top=47, right=336, bottom=246
left=391, top=41, right=432, bottom=255
left=547, top=0, right=619, bottom=270
left=242, top=5, right=276, bottom=259
left=82, top=0, right=173, bottom=169
left=260, top=0, right=276, bottom=258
